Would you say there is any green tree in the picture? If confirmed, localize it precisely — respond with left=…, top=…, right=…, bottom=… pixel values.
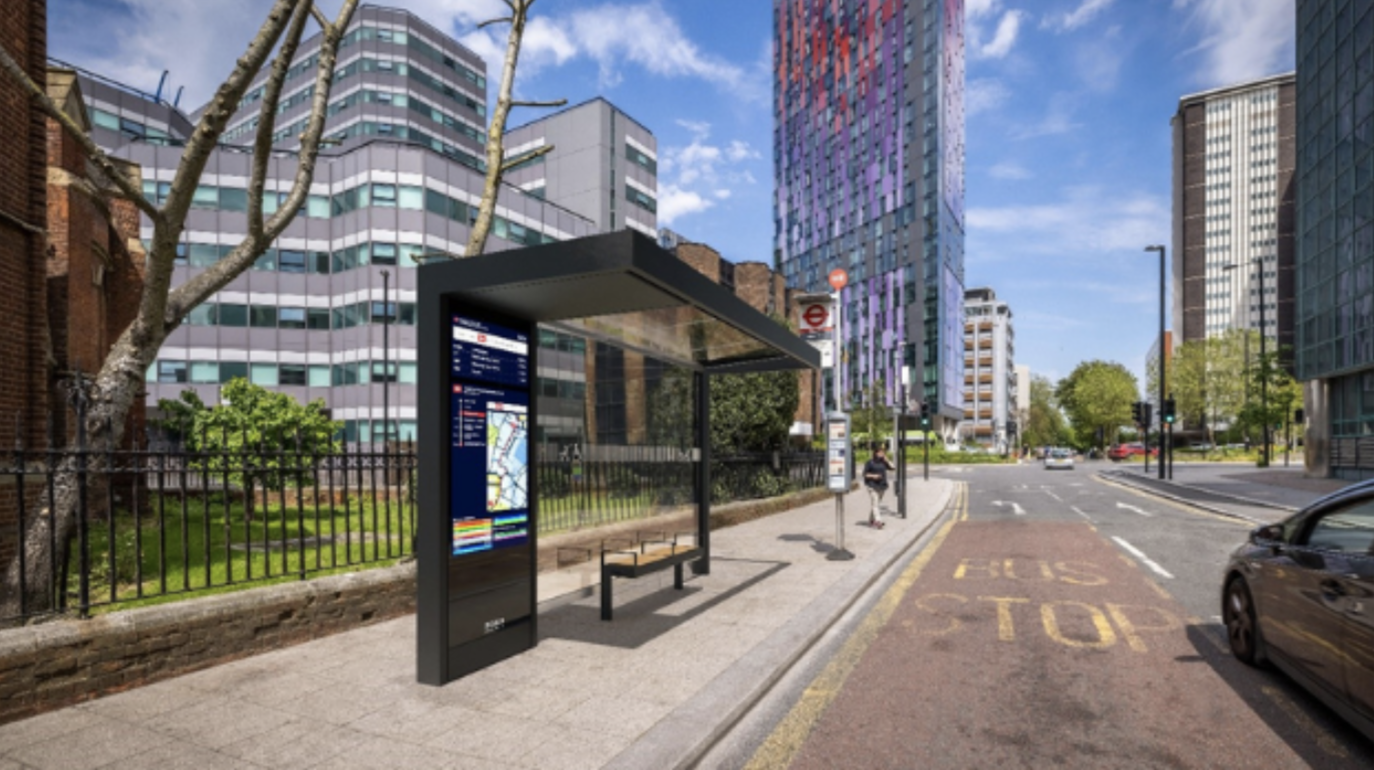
left=1056, top=360, right=1139, bottom=449
left=710, top=370, right=800, bottom=454
left=1239, top=348, right=1304, bottom=466
left=156, top=379, right=340, bottom=517
left=1147, top=328, right=1251, bottom=442
left=1023, top=375, right=1070, bottom=450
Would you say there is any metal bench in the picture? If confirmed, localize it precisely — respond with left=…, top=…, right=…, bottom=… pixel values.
left=599, top=533, right=702, bottom=621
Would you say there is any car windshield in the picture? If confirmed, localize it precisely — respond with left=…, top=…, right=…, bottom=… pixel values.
left=1050, top=449, right=1072, bottom=458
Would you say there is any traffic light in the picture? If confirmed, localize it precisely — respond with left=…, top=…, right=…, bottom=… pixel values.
left=1142, top=403, right=1153, bottom=427
left=1294, top=408, right=1305, bottom=424
left=1163, top=398, right=1176, bottom=425
left=1131, top=401, right=1143, bottom=425
left=919, top=400, right=931, bottom=429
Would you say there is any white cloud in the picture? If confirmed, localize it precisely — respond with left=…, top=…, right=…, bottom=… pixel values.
left=1043, top=0, right=1116, bottom=32
left=967, top=187, right=1168, bottom=256
left=966, top=0, right=1001, bottom=20
left=49, top=0, right=765, bottom=113
left=979, top=11, right=1024, bottom=59
left=988, top=162, right=1032, bottom=180
left=456, top=1, right=765, bottom=101
left=1175, top=0, right=1295, bottom=87
left=1009, top=93, right=1081, bottom=138
left=655, top=121, right=759, bottom=226
left=966, top=78, right=1011, bottom=117
left=657, top=184, right=714, bottom=226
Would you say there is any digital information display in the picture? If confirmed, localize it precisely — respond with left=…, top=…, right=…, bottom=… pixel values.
left=450, top=315, right=531, bottom=557
left=452, top=315, right=529, bottom=388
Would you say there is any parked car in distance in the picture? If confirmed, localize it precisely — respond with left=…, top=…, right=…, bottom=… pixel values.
left=1221, top=479, right=1374, bottom=741
left=1107, top=443, right=1158, bottom=461
left=1044, top=447, right=1075, bottom=470
left=1189, top=442, right=1214, bottom=451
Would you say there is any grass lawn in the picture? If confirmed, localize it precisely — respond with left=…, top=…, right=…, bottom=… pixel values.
left=70, top=490, right=414, bottom=615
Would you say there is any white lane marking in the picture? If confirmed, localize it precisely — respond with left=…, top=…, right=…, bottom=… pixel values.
left=1115, top=502, right=1153, bottom=517
left=991, top=500, right=1027, bottom=516
left=1071, top=506, right=1094, bottom=523
left=1043, top=488, right=1064, bottom=502
left=1111, top=536, right=1174, bottom=579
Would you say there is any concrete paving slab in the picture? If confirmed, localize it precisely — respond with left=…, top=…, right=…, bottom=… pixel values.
left=6, top=717, right=174, bottom=770
left=97, top=743, right=259, bottom=770
left=0, top=478, right=953, bottom=770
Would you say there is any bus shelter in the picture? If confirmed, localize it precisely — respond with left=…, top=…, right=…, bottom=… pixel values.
left=416, top=229, right=818, bottom=685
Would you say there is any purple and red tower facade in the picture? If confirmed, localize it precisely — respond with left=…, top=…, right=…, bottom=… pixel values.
left=774, top=0, right=965, bottom=425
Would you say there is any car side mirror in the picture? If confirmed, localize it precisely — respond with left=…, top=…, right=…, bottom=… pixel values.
left=1251, top=524, right=1284, bottom=545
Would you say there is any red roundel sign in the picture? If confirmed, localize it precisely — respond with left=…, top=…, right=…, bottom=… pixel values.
left=803, top=304, right=828, bottom=329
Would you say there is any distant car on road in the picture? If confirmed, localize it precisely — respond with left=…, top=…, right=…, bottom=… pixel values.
left=1044, top=447, right=1075, bottom=470
left=1222, top=479, right=1374, bottom=741
left=1107, top=443, right=1157, bottom=461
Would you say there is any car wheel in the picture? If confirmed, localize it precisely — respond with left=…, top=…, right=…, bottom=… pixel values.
left=1224, top=576, right=1263, bottom=666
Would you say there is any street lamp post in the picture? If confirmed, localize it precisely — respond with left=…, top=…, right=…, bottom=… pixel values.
left=380, top=269, right=390, bottom=450
left=1225, top=257, right=1268, bottom=466
left=1145, top=245, right=1167, bottom=480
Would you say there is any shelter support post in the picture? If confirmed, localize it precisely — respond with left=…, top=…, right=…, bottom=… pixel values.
left=692, top=370, right=711, bottom=576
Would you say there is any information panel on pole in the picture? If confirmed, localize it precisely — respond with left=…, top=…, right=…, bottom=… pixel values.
left=826, top=414, right=851, bottom=494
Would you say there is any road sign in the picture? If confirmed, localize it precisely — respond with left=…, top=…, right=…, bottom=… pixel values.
left=828, top=269, right=848, bottom=291
left=802, top=304, right=828, bottom=329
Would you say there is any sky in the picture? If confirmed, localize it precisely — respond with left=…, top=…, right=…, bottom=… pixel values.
left=47, top=0, right=1296, bottom=389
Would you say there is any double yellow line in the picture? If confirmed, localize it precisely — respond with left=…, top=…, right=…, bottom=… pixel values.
left=743, top=482, right=966, bottom=769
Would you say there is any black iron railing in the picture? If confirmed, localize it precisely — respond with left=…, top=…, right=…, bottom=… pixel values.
left=3, top=427, right=822, bottom=624
left=2, top=426, right=417, bottom=625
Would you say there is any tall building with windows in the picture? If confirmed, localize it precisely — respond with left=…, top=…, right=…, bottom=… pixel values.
left=1296, top=0, right=1374, bottom=478
left=960, top=288, right=1015, bottom=451
left=503, top=99, right=659, bottom=238
left=73, top=5, right=655, bottom=445
left=773, top=0, right=966, bottom=430
left=1171, top=73, right=1296, bottom=353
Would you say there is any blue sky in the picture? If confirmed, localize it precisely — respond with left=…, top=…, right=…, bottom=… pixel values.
left=48, top=0, right=1295, bottom=388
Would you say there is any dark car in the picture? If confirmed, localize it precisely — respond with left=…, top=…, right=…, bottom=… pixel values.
left=1221, top=479, right=1374, bottom=740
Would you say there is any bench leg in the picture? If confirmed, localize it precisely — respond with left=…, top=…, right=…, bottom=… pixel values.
left=601, top=567, right=612, bottom=621
left=674, top=562, right=684, bottom=590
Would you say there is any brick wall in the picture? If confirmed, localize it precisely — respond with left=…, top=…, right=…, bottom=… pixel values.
left=675, top=242, right=722, bottom=282
left=0, top=0, right=50, bottom=572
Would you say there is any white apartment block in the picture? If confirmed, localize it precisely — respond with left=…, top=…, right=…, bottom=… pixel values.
left=961, top=288, right=1016, bottom=452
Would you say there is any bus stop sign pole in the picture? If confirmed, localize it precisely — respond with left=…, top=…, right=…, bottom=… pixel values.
left=826, top=412, right=854, bottom=561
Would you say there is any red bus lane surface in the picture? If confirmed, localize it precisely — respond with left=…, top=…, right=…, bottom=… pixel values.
left=783, top=520, right=1313, bottom=769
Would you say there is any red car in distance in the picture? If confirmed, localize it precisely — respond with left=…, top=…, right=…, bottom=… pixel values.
left=1108, top=443, right=1158, bottom=461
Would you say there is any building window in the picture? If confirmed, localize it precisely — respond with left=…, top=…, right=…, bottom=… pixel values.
left=279, top=365, right=307, bottom=386
left=157, top=361, right=187, bottom=384
left=279, top=307, right=307, bottom=329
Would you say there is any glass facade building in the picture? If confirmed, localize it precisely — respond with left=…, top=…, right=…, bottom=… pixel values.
left=75, top=6, right=656, bottom=446
left=1296, top=0, right=1374, bottom=478
left=773, top=0, right=965, bottom=422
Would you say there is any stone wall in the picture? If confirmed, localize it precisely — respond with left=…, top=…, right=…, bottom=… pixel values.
left=0, top=564, right=418, bottom=725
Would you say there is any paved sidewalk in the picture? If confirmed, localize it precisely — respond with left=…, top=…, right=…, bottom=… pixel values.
left=1099, top=461, right=1353, bottom=522
left=0, top=478, right=954, bottom=770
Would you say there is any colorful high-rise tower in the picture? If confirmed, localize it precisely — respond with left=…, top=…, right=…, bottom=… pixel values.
left=774, top=0, right=965, bottom=429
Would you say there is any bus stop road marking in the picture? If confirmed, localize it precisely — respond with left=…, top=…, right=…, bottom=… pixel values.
left=774, top=521, right=1316, bottom=769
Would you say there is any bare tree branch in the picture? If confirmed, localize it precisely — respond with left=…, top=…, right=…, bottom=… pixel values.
left=166, top=0, right=361, bottom=319
left=160, top=0, right=298, bottom=230
left=465, top=0, right=564, bottom=259
left=500, top=144, right=554, bottom=173
left=248, top=0, right=314, bottom=239
left=0, top=44, right=160, bottom=221
left=478, top=16, right=514, bottom=28
left=310, top=4, right=330, bottom=29
left=511, top=98, right=567, bottom=109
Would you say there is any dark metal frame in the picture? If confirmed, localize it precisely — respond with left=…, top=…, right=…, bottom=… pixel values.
left=416, top=230, right=817, bottom=685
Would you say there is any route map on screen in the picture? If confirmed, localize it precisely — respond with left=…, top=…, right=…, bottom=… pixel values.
left=449, top=312, right=532, bottom=557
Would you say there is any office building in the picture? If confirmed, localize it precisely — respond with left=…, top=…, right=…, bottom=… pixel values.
left=773, top=0, right=966, bottom=432
left=960, top=288, right=1015, bottom=451
left=1171, top=73, right=1296, bottom=353
left=74, top=5, right=655, bottom=444
left=1295, top=0, right=1374, bottom=478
